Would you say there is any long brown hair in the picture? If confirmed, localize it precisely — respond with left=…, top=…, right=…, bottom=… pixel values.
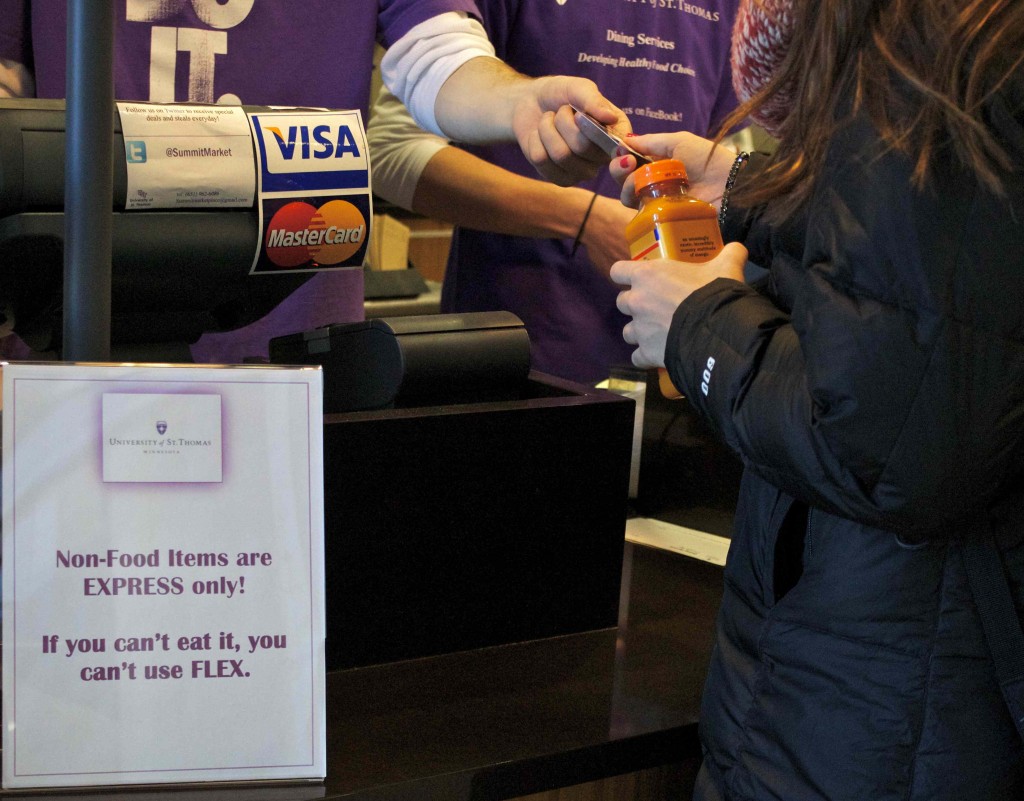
left=720, top=0, right=1024, bottom=220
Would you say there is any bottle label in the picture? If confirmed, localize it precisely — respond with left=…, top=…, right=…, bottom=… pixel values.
left=629, top=219, right=723, bottom=262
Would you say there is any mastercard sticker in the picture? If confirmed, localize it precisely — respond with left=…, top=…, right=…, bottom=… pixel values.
left=263, top=199, right=366, bottom=267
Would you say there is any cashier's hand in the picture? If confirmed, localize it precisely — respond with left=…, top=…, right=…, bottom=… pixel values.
left=609, top=132, right=737, bottom=208
left=433, top=56, right=629, bottom=186
left=513, top=75, right=631, bottom=186
left=610, top=243, right=747, bottom=368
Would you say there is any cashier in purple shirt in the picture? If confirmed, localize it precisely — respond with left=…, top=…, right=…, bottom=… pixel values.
left=368, top=0, right=742, bottom=384
left=0, top=0, right=627, bottom=363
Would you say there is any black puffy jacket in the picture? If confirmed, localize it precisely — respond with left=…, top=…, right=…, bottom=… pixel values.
left=669, top=73, right=1024, bottom=800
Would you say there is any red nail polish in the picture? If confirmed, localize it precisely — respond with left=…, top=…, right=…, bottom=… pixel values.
left=625, top=132, right=636, bottom=138
left=620, top=156, right=631, bottom=168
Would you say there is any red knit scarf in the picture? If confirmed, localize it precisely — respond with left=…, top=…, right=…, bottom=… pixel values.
left=730, top=0, right=795, bottom=137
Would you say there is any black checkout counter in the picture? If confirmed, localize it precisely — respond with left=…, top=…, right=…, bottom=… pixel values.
left=311, top=367, right=737, bottom=799
left=321, top=542, right=722, bottom=800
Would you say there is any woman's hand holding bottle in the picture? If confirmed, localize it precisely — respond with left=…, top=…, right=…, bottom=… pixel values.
left=609, top=132, right=738, bottom=209
left=609, top=243, right=748, bottom=369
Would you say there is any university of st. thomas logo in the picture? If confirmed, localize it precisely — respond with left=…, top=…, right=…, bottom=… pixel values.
left=156, top=420, right=167, bottom=435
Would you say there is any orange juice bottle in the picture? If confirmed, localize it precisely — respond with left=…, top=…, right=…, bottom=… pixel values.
left=625, top=159, right=723, bottom=398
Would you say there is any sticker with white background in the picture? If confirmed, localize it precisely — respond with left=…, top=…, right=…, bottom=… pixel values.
left=102, top=393, right=223, bottom=483
left=117, top=102, right=255, bottom=210
left=247, top=109, right=372, bottom=275
left=2, top=363, right=325, bottom=789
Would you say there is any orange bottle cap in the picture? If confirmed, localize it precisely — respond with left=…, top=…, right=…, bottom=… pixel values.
left=634, top=159, right=689, bottom=192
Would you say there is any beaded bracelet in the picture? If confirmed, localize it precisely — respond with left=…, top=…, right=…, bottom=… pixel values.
left=570, top=192, right=599, bottom=256
left=718, top=151, right=750, bottom=228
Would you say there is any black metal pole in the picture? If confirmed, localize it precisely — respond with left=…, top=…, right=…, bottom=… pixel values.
left=63, top=1, right=114, bottom=361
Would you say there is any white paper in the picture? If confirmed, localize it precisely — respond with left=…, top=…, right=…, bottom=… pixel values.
left=118, top=102, right=255, bottom=210
left=625, top=517, right=731, bottom=566
left=2, top=363, right=325, bottom=789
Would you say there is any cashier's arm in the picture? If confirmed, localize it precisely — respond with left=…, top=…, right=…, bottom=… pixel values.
left=367, top=85, right=633, bottom=278
left=438, top=60, right=623, bottom=187
left=381, top=12, right=627, bottom=186
left=0, top=58, right=33, bottom=97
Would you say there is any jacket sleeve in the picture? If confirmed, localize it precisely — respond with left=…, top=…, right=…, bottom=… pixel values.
left=665, top=84, right=1024, bottom=537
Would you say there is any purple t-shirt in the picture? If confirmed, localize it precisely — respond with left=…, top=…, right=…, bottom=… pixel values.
left=442, top=0, right=741, bottom=384
left=0, top=0, right=477, bottom=362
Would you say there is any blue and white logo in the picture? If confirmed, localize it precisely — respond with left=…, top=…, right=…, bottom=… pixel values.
left=251, top=111, right=369, bottom=194
left=125, top=140, right=147, bottom=163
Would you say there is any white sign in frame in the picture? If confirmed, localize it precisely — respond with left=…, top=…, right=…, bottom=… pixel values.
left=2, top=363, right=325, bottom=789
